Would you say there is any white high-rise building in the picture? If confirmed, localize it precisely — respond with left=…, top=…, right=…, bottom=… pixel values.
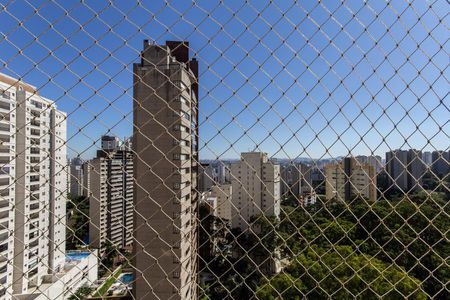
left=0, top=73, right=96, bottom=299
left=230, top=152, right=281, bottom=231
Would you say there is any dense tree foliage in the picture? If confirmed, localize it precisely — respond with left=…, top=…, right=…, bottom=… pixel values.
left=66, top=195, right=90, bottom=249
left=257, top=246, right=426, bottom=299
left=201, top=191, right=449, bottom=299
left=272, top=191, right=449, bottom=299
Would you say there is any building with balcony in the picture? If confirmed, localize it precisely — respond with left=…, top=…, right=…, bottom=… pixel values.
left=133, top=41, right=199, bottom=300
left=88, top=136, right=133, bottom=254
left=0, top=73, right=69, bottom=298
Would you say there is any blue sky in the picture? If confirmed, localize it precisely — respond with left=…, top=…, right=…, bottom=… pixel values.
left=0, top=0, right=448, bottom=160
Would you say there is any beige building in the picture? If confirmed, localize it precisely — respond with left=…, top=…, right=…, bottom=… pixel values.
left=230, top=152, right=281, bottom=231
left=325, top=157, right=377, bottom=201
left=201, top=184, right=232, bottom=222
left=88, top=136, right=134, bottom=254
left=0, top=73, right=81, bottom=298
left=133, top=41, right=199, bottom=300
left=211, top=185, right=232, bottom=221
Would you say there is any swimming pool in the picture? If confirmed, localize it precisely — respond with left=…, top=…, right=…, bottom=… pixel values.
left=119, top=273, right=133, bottom=285
left=66, top=251, right=91, bottom=261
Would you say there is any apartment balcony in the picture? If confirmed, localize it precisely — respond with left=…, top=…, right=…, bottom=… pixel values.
left=0, top=147, right=10, bottom=158
left=29, top=148, right=40, bottom=156
left=28, top=249, right=38, bottom=259
left=29, top=157, right=40, bottom=164
left=29, top=239, right=39, bottom=250
left=27, top=259, right=38, bottom=272
left=29, top=176, right=40, bottom=183
left=30, top=120, right=40, bottom=128
left=0, top=168, right=9, bottom=180
left=29, top=194, right=39, bottom=203
left=29, top=212, right=39, bottom=221
left=0, top=157, right=10, bottom=166
left=0, top=243, right=8, bottom=262
left=0, top=262, right=7, bottom=276
left=0, top=232, right=7, bottom=243
left=30, top=129, right=40, bottom=136
left=0, top=102, right=9, bottom=113
left=28, top=231, right=39, bottom=240
left=29, top=221, right=39, bottom=233
left=0, top=114, right=9, bottom=124
left=29, top=184, right=40, bottom=192
left=0, top=124, right=9, bottom=133
left=0, top=135, right=10, bottom=146
left=0, top=202, right=8, bottom=212
left=29, top=203, right=39, bottom=213
left=0, top=189, right=8, bottom=198
left=30, top=110, right=41, bottom=118
left=30, top=138, right=40, bottom=146
left=0, top=210, right=9, bottom=222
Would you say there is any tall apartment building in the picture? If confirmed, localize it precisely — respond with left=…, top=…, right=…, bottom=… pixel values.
left=69, top=157, right=85, bottom=198
left=133, top=41, right=199, bottom=300
left=281, top=163, right=313, bottom=197
left=431, top=150, right=449, bottom=178
left=204, top=184, right=232, bottom=221
left=386, top=149, right=425, bottom=192
left=280, top=164, right=299, bottom=197
left=0, top=73, right=67, bottom=297
left=422, top=151, right=433, bottom=166
left=325, top=157, right=377, bottom=201
left=230, top=152, right=281, bottom=231
left=198, top=163, right=218, bottom=192
left=88, top=136, right=133, bottom=254
left=356, top=155, right=383, bottom=173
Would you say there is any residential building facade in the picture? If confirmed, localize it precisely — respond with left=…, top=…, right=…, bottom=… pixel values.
left=198, top=163, right=217, bottom=192
left=69, top=157, right=85, bottom=198
left=211, top=184, right=232, bottom=222
left=386, top=149, right=425, bottom=192
left=230, top=152, right=281, bottom=231
left=431, top=150, right=449, bottom=178
left=0, top=73, right=68, bottom=298
left=325, top=157, right=377, bottom=201
left=133, top=40, right=199, bottom=300
left=88, top=136, right=134, bottom=253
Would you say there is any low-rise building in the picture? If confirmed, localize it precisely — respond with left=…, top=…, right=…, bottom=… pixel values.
left=12, top=251, right=98, bottom=300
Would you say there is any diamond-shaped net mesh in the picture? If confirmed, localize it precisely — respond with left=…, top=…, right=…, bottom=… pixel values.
left=0, top=0, right=448, bottom=299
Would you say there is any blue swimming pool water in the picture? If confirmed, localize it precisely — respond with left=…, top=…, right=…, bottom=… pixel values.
left=66, top=251, right=90, bottom=261
left=120, top=273, right=133, bottom=284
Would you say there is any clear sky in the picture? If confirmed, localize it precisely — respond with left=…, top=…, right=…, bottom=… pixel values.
left=0, top=0, right=448, bottom=160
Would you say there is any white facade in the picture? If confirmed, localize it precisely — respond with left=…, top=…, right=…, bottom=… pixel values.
left=230, top=152, right=280, bottom=231
left=15, top=251, right=98, bottom=300
left=0, top=73, right=70, bottom=299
